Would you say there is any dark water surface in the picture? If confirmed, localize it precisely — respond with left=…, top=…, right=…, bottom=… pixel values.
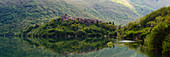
left=0, top=36, right=153, bottom=57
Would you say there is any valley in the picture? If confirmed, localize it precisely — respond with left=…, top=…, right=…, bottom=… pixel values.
left=0, top=0, right=170, bottom=57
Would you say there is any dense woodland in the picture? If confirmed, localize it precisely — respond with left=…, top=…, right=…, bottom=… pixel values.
left=18, top=14, right=117, bottom=37
left=117, top=6, right=170, bottom=55
left=1, top=0, right=170, bottom=35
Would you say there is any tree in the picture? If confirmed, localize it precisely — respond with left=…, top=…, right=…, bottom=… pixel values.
left=154, top=16, right=163, bottom=23
left=70, top=24, right=79, bottom=31
left=109, top=22, right=112, bottom=24
left=162, top=34, right=170, bottom=54
left=112, top=21, right=115, bottom=25
left=144, top=22, right=170, bottom=53
left=164, top=16, right=170, bottom=23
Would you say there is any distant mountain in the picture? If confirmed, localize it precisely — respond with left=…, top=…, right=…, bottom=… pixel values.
left=0, top=0, right=169, bottom=35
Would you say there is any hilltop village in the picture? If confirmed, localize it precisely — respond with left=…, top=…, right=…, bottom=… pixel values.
left=60, top=14, right=102, bottom=25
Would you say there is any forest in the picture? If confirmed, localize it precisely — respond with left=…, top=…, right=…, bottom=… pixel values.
left=1, top=0, right=170, bottom=36
left=17, top=14, right=117, bottom=37
left=117, top=6, right=170, bottom=55
left=16, top=6, right=170, bottom=55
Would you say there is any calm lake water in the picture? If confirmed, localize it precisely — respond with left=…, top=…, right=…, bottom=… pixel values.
left=0, top=36, right=157, bottom=57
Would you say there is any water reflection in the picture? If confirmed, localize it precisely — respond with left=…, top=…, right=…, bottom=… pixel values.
left=0, top=36, right=162, bottom=57
left=119, top=40, right=136, bottom=43
left=21, top=36, right=149, bottom=57
left=22, top=37, right=114, bottom=56
left=0, top=36, right=61, bottom=57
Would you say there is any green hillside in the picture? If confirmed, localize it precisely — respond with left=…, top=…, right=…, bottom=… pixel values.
left=118, top=6, right=170, bottom=55
left=0, top=0, right=169, bottom=35
left=18, top=15, right=117, bottom=37
left=0, top=0, right=99, bottom=35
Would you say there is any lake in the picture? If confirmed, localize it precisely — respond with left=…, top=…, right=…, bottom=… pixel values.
left=0, top=36, right=162, bottom=57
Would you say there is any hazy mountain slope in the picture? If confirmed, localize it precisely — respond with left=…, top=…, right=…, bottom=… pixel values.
left=63, top=0, right=139, bottom=23
left=128, top=0, right=170, bottom=15
left=0, top=0, right=100, bottom=35
left=129, top=0, right=170, bottom=9
left=0, top=0, right=169, bottom=35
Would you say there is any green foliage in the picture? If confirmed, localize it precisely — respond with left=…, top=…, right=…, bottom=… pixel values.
left=126, top=22, right=139, bottom=30
left=107, top=41, right=114, bottom=47
left=139, top=6, right=170, bottom=28
left=155, top=16, right=163, bottom=23
left=164, top=16, right=170, bottom=23
left=20, top=17, right=116, bottom=37
left=121, top=6, right=170, bottom=39
left=118, top=6, right=170, bottom=55
left=1, top=0, right=168, bottom=35
left=144, top=23, right=170, bottom=53
left=146, top=21, right=157, bottom=27
left=162, top=34, right=170, bottom=54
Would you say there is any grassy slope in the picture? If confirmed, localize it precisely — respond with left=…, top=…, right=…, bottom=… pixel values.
left=112, top=0, right=134, bottom=9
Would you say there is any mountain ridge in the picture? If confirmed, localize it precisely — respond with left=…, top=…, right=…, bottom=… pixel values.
left=0, top=0, right=170, bottom=35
